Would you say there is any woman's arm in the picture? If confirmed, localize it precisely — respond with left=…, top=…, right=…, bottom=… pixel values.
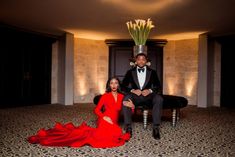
left=94, top=94, right=105, bottom=118
left=94, top=94, right=114, bottom=124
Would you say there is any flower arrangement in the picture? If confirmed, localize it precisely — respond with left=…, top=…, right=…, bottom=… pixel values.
left=126, top=18, right=155, bottom=45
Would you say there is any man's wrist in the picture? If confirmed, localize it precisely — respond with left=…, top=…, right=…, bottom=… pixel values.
left=149, top=89, right=153, bottom=93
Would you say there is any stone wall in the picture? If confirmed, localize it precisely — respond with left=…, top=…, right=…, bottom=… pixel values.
left=163, top=39, right=199, bottom=105
left=52, top=37, right=200, bottom=105
left=74, top=38, right=108, bottom=103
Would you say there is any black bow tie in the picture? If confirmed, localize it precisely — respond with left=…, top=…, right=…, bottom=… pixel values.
left=138, top=68, right=145, bottom=73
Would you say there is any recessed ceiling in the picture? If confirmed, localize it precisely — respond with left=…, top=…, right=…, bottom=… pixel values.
left=0, top=0, right=235, bottom=40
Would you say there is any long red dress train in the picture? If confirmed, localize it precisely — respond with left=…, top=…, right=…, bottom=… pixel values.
left=27, top=93, right=130, bottom=148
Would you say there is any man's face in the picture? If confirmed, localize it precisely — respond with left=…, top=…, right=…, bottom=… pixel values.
left=136, top=55, right=147, bottom=68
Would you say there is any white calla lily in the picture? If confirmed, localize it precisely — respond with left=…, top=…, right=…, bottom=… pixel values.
left=126, top=18, right=155, bottom=45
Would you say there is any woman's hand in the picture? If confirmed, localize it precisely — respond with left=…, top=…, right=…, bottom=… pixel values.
left=103, top=116, right=113, bottom=124
left=123, top=99, right=135, bottom=109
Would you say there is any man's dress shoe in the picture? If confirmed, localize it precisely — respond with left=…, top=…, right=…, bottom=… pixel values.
left=152, top=127, right=160, bottom=140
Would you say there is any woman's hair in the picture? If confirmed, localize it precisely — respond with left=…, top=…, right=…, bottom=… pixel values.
left=105, top=76, right=122, bottom=93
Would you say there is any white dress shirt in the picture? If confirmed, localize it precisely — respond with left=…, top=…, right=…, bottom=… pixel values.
left=137, top=66, right=147, bottom=90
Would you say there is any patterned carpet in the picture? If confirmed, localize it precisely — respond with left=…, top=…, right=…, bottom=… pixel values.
left=0, top=104, right=234, bottom=157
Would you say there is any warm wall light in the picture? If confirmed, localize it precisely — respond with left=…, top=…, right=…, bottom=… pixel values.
left=167, top=83, right=175, bottom=95
left=98, top=80, right=106, bottom=94
left=78, top=77, right=87, bottom=96
left=156, top=31, right=206, bottom=40
left=65, top=29, right=116, bottom=40
left=65, top=28, right=206, bottom=41
left=166, top=77, right=179, bottom=95
left=185, top=74, right=197, bottom=96
left=166, top=76, right=197, bottom=96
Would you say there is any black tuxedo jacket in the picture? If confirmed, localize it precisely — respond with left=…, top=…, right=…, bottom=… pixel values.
left=121, top=67, right=162, bottom=94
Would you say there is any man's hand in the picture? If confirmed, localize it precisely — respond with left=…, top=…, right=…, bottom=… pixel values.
left=142, top=89, right=151, bottom=96
left=103, top=116, right=113, bottom=124
left=123, top=99, right=135, bottom=109
left=131, top=89, right=142, bottom=96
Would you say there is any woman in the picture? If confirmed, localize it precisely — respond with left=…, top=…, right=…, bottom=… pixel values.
left=27, top=77, right=130, bottom=148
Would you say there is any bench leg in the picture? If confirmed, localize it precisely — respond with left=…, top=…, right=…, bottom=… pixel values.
left=143, top=110, right=148, bottom=129
left=172, top=109, right=177, bottom=127
left=172, top=108, right=181, bottom=127
left=177, top=108, right=180, bottom=121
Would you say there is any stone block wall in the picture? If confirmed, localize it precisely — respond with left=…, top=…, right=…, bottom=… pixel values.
left=52, top=38, right=201, bottom=105
left=74, top=38, right=108, bottom=103
left=163, top=39, right=199, bottom=105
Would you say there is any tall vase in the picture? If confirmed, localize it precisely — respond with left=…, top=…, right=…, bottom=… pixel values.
left=131, top=45, right=151, bottom=67
left=133, top=45, right=147, bottom=57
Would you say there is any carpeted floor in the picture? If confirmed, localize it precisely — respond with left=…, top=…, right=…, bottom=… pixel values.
left=0, top=104, right=234, bottom=157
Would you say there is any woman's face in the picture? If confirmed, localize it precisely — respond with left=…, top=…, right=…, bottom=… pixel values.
left=109, top=78, right=119, bottom=92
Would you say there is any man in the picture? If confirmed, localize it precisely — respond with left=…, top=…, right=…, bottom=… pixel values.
left=121, top=53, right=163, bottom=140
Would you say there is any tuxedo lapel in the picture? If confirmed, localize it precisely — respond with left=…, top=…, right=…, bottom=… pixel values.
left=131, top=69, right=141, bottom=89
left=142, top=68, right=151, bottom=89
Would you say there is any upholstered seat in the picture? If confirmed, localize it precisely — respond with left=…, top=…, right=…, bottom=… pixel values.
left=93, top=94, right=188, bottom=128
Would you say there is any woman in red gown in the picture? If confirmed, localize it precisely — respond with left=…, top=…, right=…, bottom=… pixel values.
left=27, top=77, right=130, bottom=148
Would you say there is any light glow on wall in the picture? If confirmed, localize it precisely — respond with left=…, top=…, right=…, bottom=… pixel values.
left=166, top=77, right=179, bottom=95
left=98, top=80, right=106, bottom=94
left=66, top=29, right=116, bottom=40
left=165, top=74, right=197, bottom=97
left=185, top=75, right=197, bottom=96
left=66, top=29, right=206, bottom=41
left=156, top=31, right=206, bottom=40
left=78, top=77, right=87, bottom=96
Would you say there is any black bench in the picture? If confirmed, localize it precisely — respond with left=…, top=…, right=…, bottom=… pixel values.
left=93, top=94, right=188, bottom=128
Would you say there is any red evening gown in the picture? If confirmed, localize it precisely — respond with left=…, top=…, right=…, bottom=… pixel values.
left=27, top=92, right=130, bottom=148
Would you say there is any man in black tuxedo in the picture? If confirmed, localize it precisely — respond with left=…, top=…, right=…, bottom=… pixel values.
left=121, top=53, right=163, bottom=140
